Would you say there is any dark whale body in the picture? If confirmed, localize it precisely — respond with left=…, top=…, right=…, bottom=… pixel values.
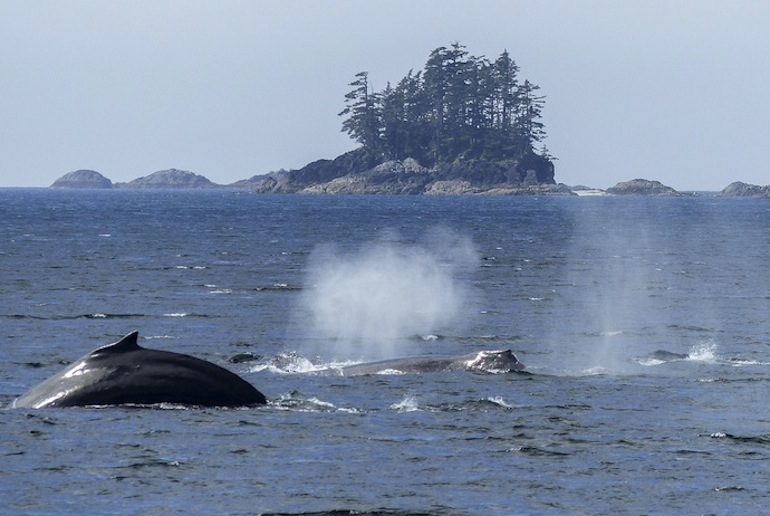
left=648, top=350, right=690, bottom=362
left=341, top=349, right=524, bottom=376
left=12, top=331, right=267, bottom=408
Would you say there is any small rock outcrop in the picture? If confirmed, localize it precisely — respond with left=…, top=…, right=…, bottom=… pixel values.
left=720, top=181, right=770, bottom=198
left=253, top=148, right=380, bottom=193
left=605, top=179, right=680, bottom=196
left=226, top=171, right=289, bottom=190
left=50, top=170, right=113, bottom=189
left=117, top=169, right=217, bottom=189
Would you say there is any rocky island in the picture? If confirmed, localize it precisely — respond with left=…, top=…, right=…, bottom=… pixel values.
left=114, top=169, right=217, bottom=189
left=51, top=169, right=113, bottom=189
left=47, top=44, right=751, bottom=198
left=49, top=157, right=567, bottom=194
left=51, top=169, right=218, bottom=190
left=51, top=43, right=566, bottom=196
left=605, top=179, right=681, bottom=196
left=720, top=181, right=770, bottom=198
left=250, top=148, right=566, bottom=195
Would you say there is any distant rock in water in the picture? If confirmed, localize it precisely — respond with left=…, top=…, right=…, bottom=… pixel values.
left=720, top=181, right=770, bottom=198
left=117, top=169, right=217, bottom=189
left=605, top=178, right=680, bottom=196
left=51, top=170, right=113, bottom=189
left=226, top=172, right=288, bottom=189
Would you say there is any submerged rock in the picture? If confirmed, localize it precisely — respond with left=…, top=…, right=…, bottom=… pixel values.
left=51, top=170, right=113, bottom=189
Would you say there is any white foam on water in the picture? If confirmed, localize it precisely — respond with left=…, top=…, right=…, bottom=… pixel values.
left=486, top=396, right=513, bottom=408
left=686, top=342, right=718, bottom=363
left=390, top=396, right=420, bottom=412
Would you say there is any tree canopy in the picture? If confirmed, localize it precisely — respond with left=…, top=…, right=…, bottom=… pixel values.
left=339, top=42, right=550, bottom=167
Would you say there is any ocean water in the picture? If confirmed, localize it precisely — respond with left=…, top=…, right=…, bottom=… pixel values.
left=1, top=189, right=769, bottom=515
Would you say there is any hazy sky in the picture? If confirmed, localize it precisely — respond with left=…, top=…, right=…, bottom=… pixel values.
left=1, top=1, right=768, bottom=190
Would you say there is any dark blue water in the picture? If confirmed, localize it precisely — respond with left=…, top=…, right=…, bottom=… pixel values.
left=2, top=189, right=770, bottom=514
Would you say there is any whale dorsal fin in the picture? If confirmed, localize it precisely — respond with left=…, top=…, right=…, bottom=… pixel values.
left=90, top=331, right=142, bottom=356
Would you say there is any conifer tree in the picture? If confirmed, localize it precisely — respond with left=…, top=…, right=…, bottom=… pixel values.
left=515, top=79, right=547, bottom=154
left=338, top=43, right=551, bottom=167
left=339, top=71, right=382, bottom=157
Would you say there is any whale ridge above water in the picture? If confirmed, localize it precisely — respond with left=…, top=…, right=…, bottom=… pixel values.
left=11, top=331, right=267, bottom=408
left=339, top=349, right=524, bottom=376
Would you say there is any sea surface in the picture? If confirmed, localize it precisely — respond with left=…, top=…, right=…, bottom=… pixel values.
left=1, top=189, right=769, bottom=515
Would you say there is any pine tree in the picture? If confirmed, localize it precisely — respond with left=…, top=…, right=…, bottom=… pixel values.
left=515, top=79, right=547, bottom=154
left=339, top=71, right=382, bottom=157
left=338, top=43, right=552, bottom=167
left=398, top=70, right=430, bottom=162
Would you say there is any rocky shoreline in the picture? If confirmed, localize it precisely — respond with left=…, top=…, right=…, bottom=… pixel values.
left=49, top=157, right=768, bottom=197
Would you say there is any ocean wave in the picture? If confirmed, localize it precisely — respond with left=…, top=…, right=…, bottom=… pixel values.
left=249, top=352, right=335, bottom=374
left=687, top=343, right=718, bottom=362
left=709, top=432, right=770, bottom=445
left=390, top=396, right=420, bottom=412
left=509, top=446, right=571, bottom=457
left=2, top=312, right=213, bottom=320
left=271, top=393, right=359, bottom=413
left=637, top=342, right=770, bottom=367
left=485, top=395, right=514, bottom=409
left=253, top=284, right=302, bottom=292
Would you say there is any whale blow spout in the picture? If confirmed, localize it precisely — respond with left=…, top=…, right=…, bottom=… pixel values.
left=12, top=331, right=267, bottom=408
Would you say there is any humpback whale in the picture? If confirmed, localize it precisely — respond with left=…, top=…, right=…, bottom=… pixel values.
left=647, top=350, right=689, bottom=361
left=11, top=331, right=267, bottom=408
left=340, top=349, right=524, bottom=376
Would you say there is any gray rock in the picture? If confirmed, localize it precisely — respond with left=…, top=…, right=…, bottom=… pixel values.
left=605, top=178, right=680, bottom=196
left=254, top=148, right=557, bottom=195
left=117, top=169, right=217, bottom=189
left=50, top=170, right=112, bottom=189
left=720, top=181, right=770, bottom=198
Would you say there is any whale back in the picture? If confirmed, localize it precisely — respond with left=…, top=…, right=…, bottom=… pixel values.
left=341, top=349, right=524, bottom=376
left=465, top=349, right=524, bottom=372
left=12, top=331, right=267, bottom=408
left=89, top=330, right=142, bottom=355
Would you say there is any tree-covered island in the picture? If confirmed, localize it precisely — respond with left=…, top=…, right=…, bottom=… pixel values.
left=50, top=43, right=570, bottom=194
left=255, top=42, right=563, bottom=195
left=340, top=42, right=548, bottom=168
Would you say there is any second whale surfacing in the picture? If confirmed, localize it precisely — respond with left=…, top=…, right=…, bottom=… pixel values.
left=12, top=331, right=267, bottom=409
left=340, top=349, right=524, bottom=376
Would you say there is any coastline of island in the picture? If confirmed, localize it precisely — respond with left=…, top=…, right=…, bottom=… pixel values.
left=40, top=43, right=770, bottom=198
left=47, top=164, right=768, bottom=198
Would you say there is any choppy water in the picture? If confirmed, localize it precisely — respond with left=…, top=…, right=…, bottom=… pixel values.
left=1, top=189, right=769, bottom=514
